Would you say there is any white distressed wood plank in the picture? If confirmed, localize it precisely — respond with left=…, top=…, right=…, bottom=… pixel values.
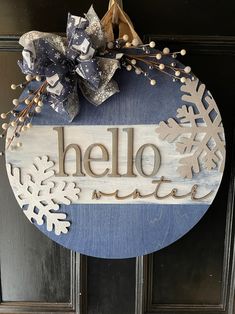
left=5, top=125, right=223, bottom=205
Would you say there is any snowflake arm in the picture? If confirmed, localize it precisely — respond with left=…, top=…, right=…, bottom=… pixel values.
left=157, top=118, right=190, bottom=142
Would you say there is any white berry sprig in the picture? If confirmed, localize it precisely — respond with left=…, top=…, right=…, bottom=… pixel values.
left=106, top=34, right=194, bottom=86
left=1, top=75, right=47, bottom=151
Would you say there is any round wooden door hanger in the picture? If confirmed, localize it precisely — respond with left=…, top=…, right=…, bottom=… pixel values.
left=5, top=67, right=225, bottom=258
left=1, top=3, right=225, bottom=258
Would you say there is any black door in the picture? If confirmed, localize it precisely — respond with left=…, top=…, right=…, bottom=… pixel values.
left=0, top=1, right=235, bottom=313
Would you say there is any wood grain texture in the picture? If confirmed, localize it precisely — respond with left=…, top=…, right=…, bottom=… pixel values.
left=6, top=125, right=222, bottom=205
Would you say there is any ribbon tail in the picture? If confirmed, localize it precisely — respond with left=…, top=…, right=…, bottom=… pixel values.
left=85, top=5, right=106, bottom=49
left=80, top=56, right=120, bottom=105
left=62, top=89, right=80, bottom=122
left=80, top=79, right=119, bottom=106
left=101, top=1, right=142, bottom=44
left=49, top=90, right=80, bottom=122
left=46, top=75, right=80, bottom=122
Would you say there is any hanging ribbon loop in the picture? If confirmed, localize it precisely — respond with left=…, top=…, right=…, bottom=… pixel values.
left=101, top=0, right=143, bottom=44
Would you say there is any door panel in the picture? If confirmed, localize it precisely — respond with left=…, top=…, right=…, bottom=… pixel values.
left=87, top=257, right=136, bottom=314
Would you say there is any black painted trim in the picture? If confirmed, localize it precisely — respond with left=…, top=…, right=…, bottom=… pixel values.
left=79, top=256, right=88, bottom=314
left=0, top=36, right=21, bottom=51
left=145, top=35, right=235, bottom=55
left=1, top=35, right=235, bottom=54
left=225, top=128, right=235, bottom=314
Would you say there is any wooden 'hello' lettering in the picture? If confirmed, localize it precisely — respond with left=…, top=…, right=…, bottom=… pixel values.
left=53, top=127, right=161, bottom=178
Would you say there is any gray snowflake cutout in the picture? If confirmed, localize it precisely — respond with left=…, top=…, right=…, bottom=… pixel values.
left=7, top=156, right=81, bottom=235
left=156, top=78, right=225, bottom=179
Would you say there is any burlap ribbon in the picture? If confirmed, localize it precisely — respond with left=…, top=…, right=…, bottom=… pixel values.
left=101, top=0, right=143, bottom=44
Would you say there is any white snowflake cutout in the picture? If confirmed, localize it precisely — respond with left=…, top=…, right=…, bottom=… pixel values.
left=7, top=156, right=81, bottom=235
left=156, top=78, right=225, bottom=179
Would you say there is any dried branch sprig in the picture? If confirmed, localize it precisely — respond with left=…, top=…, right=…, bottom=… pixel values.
left=1, top=75, right=47, bottom=150
left=106, top=34, right=193, bottom=86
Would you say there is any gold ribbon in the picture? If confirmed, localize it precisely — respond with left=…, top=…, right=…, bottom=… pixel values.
left=101, top=0, right=143, bottom=44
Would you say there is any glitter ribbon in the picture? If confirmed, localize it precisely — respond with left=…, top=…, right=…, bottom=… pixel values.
left=18, top=6, right=120, bottom=121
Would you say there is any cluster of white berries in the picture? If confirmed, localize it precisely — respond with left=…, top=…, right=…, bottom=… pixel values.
left=106, top=34, right=192, bottom=86
left=107, top=34, right=142, bottom=50
left=1, top=74, right=46, bottom=150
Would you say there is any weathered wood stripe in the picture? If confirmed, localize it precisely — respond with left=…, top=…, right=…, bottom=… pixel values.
left=6, top=124, right=223, bottom=205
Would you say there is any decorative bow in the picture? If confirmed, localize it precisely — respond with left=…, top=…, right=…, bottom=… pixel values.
left=18, top=6, right=120, bottom=121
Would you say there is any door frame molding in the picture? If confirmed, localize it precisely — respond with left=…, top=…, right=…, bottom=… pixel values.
left=0, top=252, right=83, bottom=313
